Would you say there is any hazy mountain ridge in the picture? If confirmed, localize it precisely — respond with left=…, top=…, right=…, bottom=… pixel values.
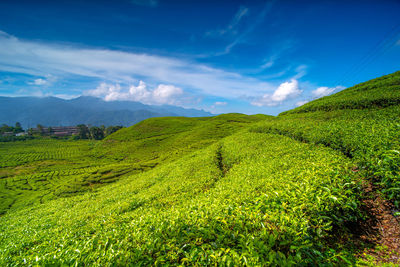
left=0, top=96, right=212, bottom=128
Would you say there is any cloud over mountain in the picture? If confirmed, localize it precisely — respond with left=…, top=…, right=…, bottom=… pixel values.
left=85, top=81, right=184, bottom=105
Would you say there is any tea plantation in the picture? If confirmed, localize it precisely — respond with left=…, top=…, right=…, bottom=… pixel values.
left=0, top=71, right=399, bottom=265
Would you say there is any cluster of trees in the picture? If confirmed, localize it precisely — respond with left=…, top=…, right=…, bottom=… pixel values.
left=0, top=122, right=32, bottom=142
left=0, top=122, right=24, bottom=135
left=77, top=125, right=123, bottom=140
left=0, top=122, right=123, bottom=141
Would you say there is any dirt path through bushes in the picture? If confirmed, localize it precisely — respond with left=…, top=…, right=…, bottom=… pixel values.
left=358, top=181, right=400, bottom=264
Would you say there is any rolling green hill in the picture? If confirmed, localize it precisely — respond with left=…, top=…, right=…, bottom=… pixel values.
left=0, top=114, right=268, bottom=215
left=0, top=72, right=399, bottom=265
left=283, top=71, right=400, bottom=114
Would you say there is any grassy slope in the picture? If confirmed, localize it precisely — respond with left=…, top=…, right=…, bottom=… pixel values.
left=282, top=70, right=400, bottom=114
left=0, top=132, right=360, bottom=265
left=253, top=71, right=400, bottom=206
left=0, top=71, right=399, bottom=265
left=0, top=114, right=267, bottom=214
left=95, top=114, right=268, bottom=163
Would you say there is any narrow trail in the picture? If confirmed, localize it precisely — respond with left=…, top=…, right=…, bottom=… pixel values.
left=357, top=180, right=400, bottom=264
left=215, top=145, right=227, bottom=177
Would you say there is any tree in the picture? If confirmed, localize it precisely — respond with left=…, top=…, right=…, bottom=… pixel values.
left=77, top=124, right=90, bottom=139
left=0, top=124, right=12, bottom=134
left=89, top=126, right=104, bottom=140
left=14, top=122, right=23, bottom=133
left=13, top=122, right=23, bottom=134
left=37, top=124, right=45, bottom=136
left=105, top=125, right=123, bottom=136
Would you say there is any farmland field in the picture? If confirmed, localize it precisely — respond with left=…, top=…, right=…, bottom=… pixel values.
left=0, top=71, right=400, bottom=265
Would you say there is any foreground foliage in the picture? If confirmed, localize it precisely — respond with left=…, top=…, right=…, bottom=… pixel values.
left=0, top=114, right=266, bottom=214
left=0, top=132, right=360, bottom=265
left=252, top=78, right=400, bottom=207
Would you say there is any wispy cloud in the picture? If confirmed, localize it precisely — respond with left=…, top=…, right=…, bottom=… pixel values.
left=205, top=6, right=249, bottom=37
left=260, top=58, right=275, bottom=70
left=0, top=31, right=274, bottom=101
left=209, top=101, right=228, bottom=112
left=251, top=79, right=302, bottom=107
left=219, top=1, right=276, bottom=55
left=292, top=65, right=308, bottom=79
left=259, top=40, right=295, bottom=71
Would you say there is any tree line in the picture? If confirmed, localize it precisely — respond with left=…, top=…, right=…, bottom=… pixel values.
left=0, top=123, right=123, bottom=141
left=76, top=125, right=123, bottom=140
left=0, top=122, right=24, bottom=135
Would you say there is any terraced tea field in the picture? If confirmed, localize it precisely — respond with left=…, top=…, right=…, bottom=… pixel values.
left=0, top=115, right=267, bottom=215
left=0, top=139, right=92, bottom=168
left=0, top=139, right=148, bottom=214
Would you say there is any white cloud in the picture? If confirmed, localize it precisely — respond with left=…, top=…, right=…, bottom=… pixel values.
left=85, top=81, right=184, bottom=105
left=152, top=84, right=183, bottom=103
left=53, top=94, right=81, bottom=100
left=214, top=101, right=227, bottom=106
left=396, top=39, right=400, bottom=46
left=128, top=81, right=149, bottom=102
left=311, top=85, right=345, bottom=98
left=29, top=78, right=47, bottom=85
left=295, top=100, right=309, bottom=107
left=0, top=31, right=274, bottom=100
left=251, top=79, right=302, bottom=107
left=271, top=79, right=301, bottom=102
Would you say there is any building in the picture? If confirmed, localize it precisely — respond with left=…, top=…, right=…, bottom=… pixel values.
left=2, top=132, right=14, bottom=136
left=31, top=126, right=79, bottom=136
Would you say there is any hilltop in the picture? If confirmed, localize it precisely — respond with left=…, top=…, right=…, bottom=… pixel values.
left=283, top=70, right=400, bottom=114
left=0, top=71, right=400, bottom=265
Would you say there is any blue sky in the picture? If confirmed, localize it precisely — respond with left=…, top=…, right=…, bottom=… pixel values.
left=0, top=0, right=399, bottom=115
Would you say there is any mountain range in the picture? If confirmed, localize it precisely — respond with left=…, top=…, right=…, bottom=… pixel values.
left=0, top=96, right=212, bottom=128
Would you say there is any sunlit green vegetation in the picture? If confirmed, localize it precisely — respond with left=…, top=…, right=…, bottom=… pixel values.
left=0, top=71, right=399, bottom=265
left=0, top=132, right=361, bottom=265
left=0, top=114, right=267, bottom=215
left=252, top=71, right=400, bottom=207
left=283, top=71, right=400, bottom=114
left=0, top=139, right=140, bottom=214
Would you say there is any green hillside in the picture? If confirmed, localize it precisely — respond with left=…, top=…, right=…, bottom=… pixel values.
left=96, top=113, right=268, bottom=164
left=283, top=71, right=400, bottom=114
left=1, top=72, right=400, bottom=265
left=0, top=114, right=267, bottom=214
left=256, top=71, right=400, bottom=207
